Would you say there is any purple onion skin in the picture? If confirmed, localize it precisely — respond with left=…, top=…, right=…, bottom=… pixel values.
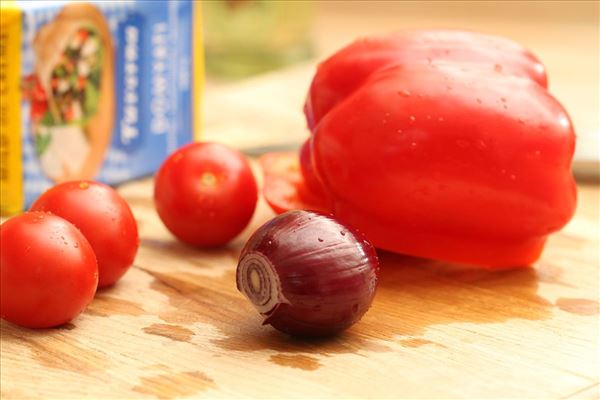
left=236, top=210, right=379, bottom=337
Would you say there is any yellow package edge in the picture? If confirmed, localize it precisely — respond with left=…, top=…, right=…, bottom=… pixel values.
left=0, top=5, right=24, bottom=216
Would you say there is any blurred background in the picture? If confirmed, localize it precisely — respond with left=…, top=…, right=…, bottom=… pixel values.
left=201, top=0, right=599, bottom=180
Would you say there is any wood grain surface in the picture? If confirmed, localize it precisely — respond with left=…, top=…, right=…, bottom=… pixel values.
left=1, top=173, right=599, bottom=399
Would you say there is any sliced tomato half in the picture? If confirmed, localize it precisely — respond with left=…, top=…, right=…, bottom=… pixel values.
left=260, top=152, right=331, bottom=215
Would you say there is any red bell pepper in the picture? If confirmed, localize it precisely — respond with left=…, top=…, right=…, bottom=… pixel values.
left=261, top=30, right=577, bottom=268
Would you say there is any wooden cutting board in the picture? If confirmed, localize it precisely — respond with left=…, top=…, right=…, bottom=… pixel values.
left=2, top=180, right=599, bottom=399
left=2, top=66, right=599, bottom=399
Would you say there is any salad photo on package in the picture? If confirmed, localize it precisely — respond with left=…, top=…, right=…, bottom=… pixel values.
left=21, top=3, right=114, bottom=183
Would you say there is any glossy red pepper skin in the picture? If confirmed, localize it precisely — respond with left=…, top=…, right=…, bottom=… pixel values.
left=304, top=30, right=548, bottom=130
left=262, top=30, right=576, bottom=268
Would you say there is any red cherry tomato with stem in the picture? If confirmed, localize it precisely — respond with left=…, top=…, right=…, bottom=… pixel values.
left=154, top=142, right=258, bottom=247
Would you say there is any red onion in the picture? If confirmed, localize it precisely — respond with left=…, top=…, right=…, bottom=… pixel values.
left=236, top=210, right=379, bottom=336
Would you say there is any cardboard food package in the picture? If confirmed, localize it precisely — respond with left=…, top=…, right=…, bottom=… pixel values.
left=0, top=1, right=202, bottom=215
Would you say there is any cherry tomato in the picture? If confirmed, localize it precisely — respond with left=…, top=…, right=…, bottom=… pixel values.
left=1, top=212, right=98, bottom=328
left=30, top=181, right=139, bottom=288
left=154, top=142, right=258, bottom=247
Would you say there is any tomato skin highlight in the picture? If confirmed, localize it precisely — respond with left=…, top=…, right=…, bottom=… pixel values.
left=30, top=181, right=139, bottom=288
left=154, top=142, right=258, bottom=247
left=1, top=212, right=98, bottom=328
